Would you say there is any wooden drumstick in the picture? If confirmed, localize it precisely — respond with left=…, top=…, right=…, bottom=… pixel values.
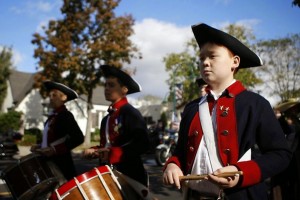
left=179, top=171, right=243, bottom=181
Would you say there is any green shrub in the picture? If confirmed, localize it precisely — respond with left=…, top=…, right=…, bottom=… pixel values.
left=91, top=128, right=100, bottom=142
left=18, top=134, right=37, bottom=146
left=0, top=110, right=22, bottom=135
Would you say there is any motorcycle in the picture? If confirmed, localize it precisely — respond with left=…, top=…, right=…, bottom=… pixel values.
left=155, top=129, right=178, bottom=166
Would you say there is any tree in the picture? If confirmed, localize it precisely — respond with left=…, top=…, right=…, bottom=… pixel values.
left=0, top=47, right=13, bottom=110
left=256, top=34, right=300, bottom=102
left=0, top=110, right=22, bottom=134
left=292, top=0, right=300, bottom=7
left=163, top=44, right=199, bottom=110
left=224, top=24, right=262, bottom=90
left=32, top=0, right=140, bottom=145
left=163, top=24, right=262, bottom=110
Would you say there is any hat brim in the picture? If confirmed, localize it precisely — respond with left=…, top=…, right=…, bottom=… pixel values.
left=275, top=101, right=300, bottom=113
left=43, top=81, right=78, bottom=101
left=192, top=23, right=263, bottom=68
left=196, top=78, right=207, bottom=87
left=101, top=65, right=141, bottom=94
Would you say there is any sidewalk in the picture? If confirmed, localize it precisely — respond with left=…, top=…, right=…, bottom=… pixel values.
left=15, top=145, right=83, bottom=158
left=15, top=145, right=31, bottom=158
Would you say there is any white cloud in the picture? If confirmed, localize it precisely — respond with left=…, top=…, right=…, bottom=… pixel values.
left=36, top=18, right=53, bottom=33
left=0, top=46, right=23, bottom=69
left=213, top=19, right=261, bottom=33
left=10, top=0, right=60, bottom=15
left=11, top=49, right=23, bottom=67
left=34, top=1, right=53, bottom=12
left=127, top=18, right=193, bottom=99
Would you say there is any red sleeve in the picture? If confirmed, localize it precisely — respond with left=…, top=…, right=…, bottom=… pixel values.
left=163, top=156, right=182, bottom=172
left=235, top=160, right=261, bottom=187
left=109, top=147, right=123, bottom=164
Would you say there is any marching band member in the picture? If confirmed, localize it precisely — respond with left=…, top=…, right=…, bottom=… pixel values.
left=31, top=81, right=84, bottom=181
left=163, top=23, right=292, bottom=200
left=83, top=65, right=150, bottom=187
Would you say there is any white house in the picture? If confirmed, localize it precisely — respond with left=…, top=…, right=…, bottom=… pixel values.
left=1, top=70, right=168, bottom=136
left=1, top=70, right=111, bottom=135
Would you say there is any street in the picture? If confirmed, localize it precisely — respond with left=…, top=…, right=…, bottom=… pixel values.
left=0, top=147, right=182, bottom=200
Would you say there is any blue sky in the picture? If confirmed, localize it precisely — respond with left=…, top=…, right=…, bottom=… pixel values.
left=0, top=0, right=299, bottom=103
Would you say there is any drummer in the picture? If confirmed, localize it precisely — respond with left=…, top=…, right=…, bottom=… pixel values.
left=82, top=65, right=150, bottom=187
left=31, top=81, right=84, bottom=181
left=270, top=99, right=300, bottom=199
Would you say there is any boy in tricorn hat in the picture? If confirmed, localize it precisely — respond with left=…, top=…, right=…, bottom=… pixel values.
left=82, top=65, right=150, bottom=187
left=163, top=23, right=292, bottom=200
left=31, top=81, right=84, bottom=181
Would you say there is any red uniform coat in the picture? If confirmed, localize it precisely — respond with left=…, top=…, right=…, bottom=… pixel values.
left=45, top=105, right=84, bottom=180
left=99, top=97, right=150, bottom=186
left=165, top=81, right=292, bottom=200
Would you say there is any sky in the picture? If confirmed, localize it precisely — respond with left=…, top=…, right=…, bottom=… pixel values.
left=0, top=0, right=299, bottom=105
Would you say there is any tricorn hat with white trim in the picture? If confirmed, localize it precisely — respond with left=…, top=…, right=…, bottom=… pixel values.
left=101, top=65, right=141, bottom=94
left=192, top=23, right=263, bottom=68
left=275, top=98, right=300, bottom=113
left=43, top=81, right=78, bottom=101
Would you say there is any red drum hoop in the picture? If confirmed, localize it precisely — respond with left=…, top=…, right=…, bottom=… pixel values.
left=50, top=165, right=125, bottom=200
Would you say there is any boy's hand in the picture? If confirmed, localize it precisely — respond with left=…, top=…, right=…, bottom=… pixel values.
left=163, top=163, right=183, bottom=189
left=207, top=165, right=240, bottom=188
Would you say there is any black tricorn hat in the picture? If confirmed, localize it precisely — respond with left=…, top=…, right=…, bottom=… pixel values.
left=196, top=78, right=207, bottom=87
left=43, top=81, right=78, bottom=101
left=192, top=23, right=263, bottom=68
left=100, top=65, right=141, bottom=94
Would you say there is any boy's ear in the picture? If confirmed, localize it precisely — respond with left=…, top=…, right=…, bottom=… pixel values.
left=233, top=55, right=240, bottom=68
left=122, top=87, right=128, bottom=95
left=61, top=94, right=68, bottom=102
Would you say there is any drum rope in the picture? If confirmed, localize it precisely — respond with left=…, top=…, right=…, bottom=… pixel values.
left=54, top=189, right=63, bottom=200
left=107, top=165, right=122, bottom=190
left=95, top=167, right=115, bottom=200
left=75, top=177, right=90, bottom=200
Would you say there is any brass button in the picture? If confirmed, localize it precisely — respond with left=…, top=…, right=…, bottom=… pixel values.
left=194, top=131, right=199, bottom=136
left=222, top=130, right=229, bottom=136
left=224, top=148, right=230, bottom=154
left=221, top=111, right=228, bottom=117
left=189, top=146, right=194, bottom=152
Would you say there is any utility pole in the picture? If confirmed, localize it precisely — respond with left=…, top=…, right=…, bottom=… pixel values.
left=171, top=64, right=180, bottom=122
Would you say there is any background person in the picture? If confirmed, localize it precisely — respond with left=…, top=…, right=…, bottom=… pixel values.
left=271, top=99, right=300, bottom=200
left=31, top=81, right=84, bottom=181
left=82, top=65, right=150, bottom=187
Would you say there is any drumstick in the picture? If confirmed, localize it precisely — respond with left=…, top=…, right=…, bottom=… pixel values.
left=179, top=171, right=243, bottom=181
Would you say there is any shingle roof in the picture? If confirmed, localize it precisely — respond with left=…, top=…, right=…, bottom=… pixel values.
left=9, top=70, right=110, bottom=106
left=9, top=70, right=36, bottom=106
left=79, top=86, right=110, bottom=106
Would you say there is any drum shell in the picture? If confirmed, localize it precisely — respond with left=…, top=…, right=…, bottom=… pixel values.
left=50, top=165, right=140, bottom=200
left=1, top=153, right=60, bottom=200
